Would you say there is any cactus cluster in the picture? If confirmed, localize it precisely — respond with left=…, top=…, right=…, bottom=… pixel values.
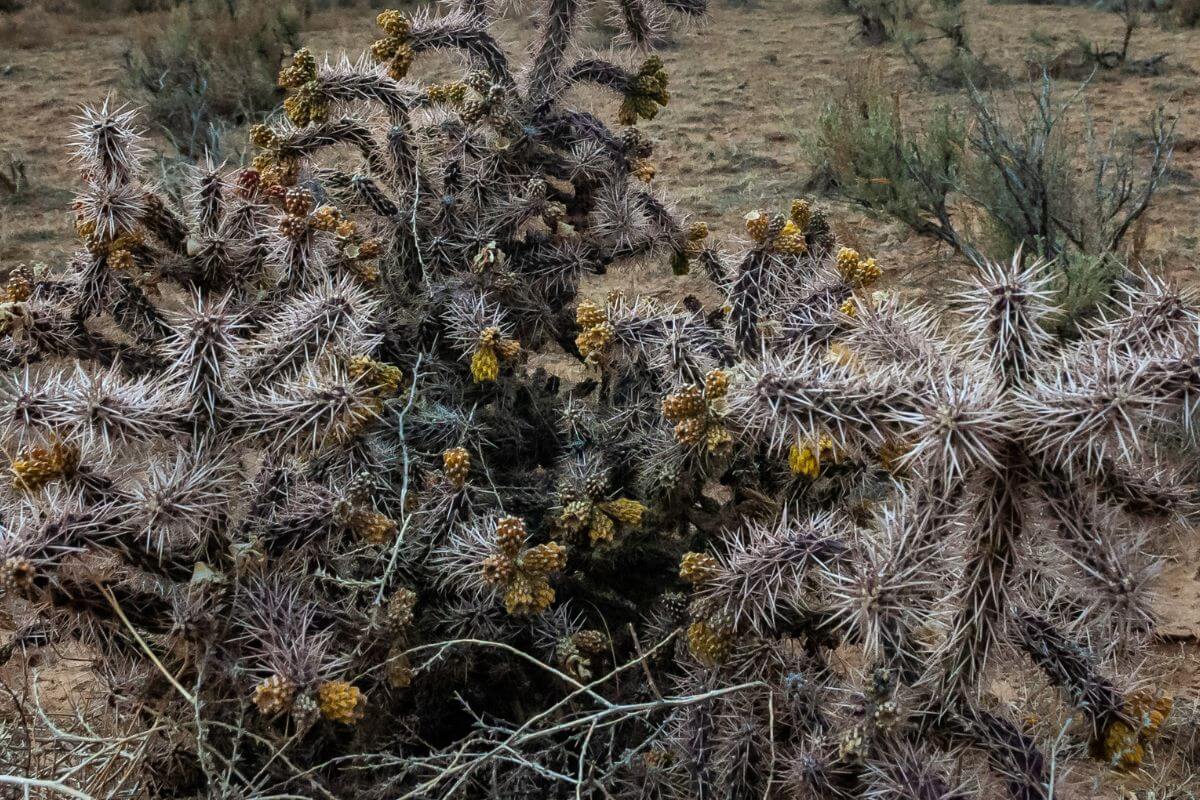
left=1, top=1, right=1196, bottom=798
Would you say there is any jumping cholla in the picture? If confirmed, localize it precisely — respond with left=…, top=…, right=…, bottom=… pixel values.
left=0, top=1, right=1196, bottom=798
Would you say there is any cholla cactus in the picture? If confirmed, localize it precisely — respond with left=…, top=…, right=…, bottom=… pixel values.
left=714, top=257, right=1197, bottom=795
left=0, top=0, right=710, bottom=791
left=662, top=368, right=732, bottom=453
left=479, top=516, right=567, bottom=615
left=2, top=2, right=1195, bottom=797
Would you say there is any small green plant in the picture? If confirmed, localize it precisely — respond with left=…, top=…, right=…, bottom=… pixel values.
left=123, top=0, right=304, bottom=157
left=1176, top=0, right=1200, bottom=26
left=843, top=0, right=1006, bottom=88
left=815, top=68, right=1173, bottom=256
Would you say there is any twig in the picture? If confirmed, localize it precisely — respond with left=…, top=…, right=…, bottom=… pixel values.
left=99, top=585, right=196, bottom=705
left=576, top=719, right=598, bottom=800
left=627, top=623, right=664, bottom=702
left=0, top=775, right=97, bottom=800
left=375, top=352, right=424, bottom=604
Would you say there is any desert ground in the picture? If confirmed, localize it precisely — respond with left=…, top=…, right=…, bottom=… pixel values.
left=6, top=0, right=1200, bottom=297
left=2, top=0, right=1200, bottom=796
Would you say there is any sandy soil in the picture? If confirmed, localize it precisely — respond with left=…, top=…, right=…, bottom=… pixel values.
left=6, top=1, right=1200, bottom=290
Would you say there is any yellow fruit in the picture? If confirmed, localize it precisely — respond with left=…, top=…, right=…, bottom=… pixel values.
left=679, top=551, right=718, bottom=584
left=443, top=447, right=470, bottom=488
left=662, top=385, right=706, bottom=423
left=388, top=44, right=415, bottom=80
left=790, top=198, right=812, bottom=231
left=559, top=500, right=593, bottom=537
left=249, top=123, right=277, bottom=149
left=1100, top=690, right=1172, bottom=770
left=576, top=299, right=607, bottom=328
left=503, top=572, right=555, bottom=615
left=573, top=630, right=608, bottom=653
left=788, top=441, right=820, bottom=479
left=857, top=257, right=882, bottom=286
left=744, top=210, right=769, bottom=242
left=576, top=322, right=613, bottom=360
left=481, top=553, right=515, bottom=586
left=775, top=233, right=807, bottom=256
left=704, top=424, right=732, bottom=454
left=310, top=206, right=340, bottom=232
left=673, top=416, right=706, bottom=446
left=11, top=441, right=79, bottom=492
left=687, top=618, right=733, bottom=666
left=349, top=355, right=403, bottom=395
left=352, top=509, right=397, bottom=545
left=107, top=249, right=135, bottom=271
left=588, top=510, right=616, bottom=543
left=836, top=247, right=860, bottom=277
left=598, top=498, right=645, bottom=527
left=495, top=337, right=521, bottom=361
left=386, top=587, right=418, bottom=632
left=253, top=675, right=296, bottom=716
left=703, top=369, right=729, bottom=401
left=279, top=215, right=308, bottom=240
left=317, top=681, right=365, bottom=725
left=427, top=82, right=467, bottom=104
left=496, top=517, right=526, bottom=555
left=522, top=541, right=568, bottom=573
left=376, top=9, right=411, bottom=37
left=471, top=346, right=499, bottom=383
left=630, top=158, right=656, bottom=182
left=836, top=247, right=882, bottom=287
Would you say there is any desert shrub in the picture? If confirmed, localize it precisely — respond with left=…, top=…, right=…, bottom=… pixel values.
left=814, top=67, right=966, bottom=248
left=1, top=2, right=1198, bottom=799
left=1072, top=0, right=1170, bottom=73
left=1044, top=249, right=1128, bottom=334
left=123, top=0, right=304, bottom=157
left=988, top=0, right=1167, bottom=71
left=814, top=66, right=1174, bottom=318
left=843, top=0, right=1007, bottom=87
left=842, top=0, right=907, bottom=43
left=1176, top=0, right=1200, bottom=24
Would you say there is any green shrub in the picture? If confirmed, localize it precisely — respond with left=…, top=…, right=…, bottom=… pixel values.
left=815, top=65, right=966, bottom=247
left=1043, top=250, right=1128, bottom=335
left=1173, top=0, right=1200, bottom=25
left=815, top=68, right=1173, bottom=263
left=123, top=0, right=303, bottom=157
left=813, top=68, right=1174, bottom=330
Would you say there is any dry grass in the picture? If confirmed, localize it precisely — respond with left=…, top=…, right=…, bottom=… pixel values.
left=4, top=0, right=1200, bottom=284
left=123, top=0, right=305, bottom=156
left=0, top=5, right=80, bottom=48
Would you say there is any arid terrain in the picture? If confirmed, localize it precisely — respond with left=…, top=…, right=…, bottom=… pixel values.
left=7, top=0, right=1200, bottom=297
left=2, top=0, right=1200, bottom=796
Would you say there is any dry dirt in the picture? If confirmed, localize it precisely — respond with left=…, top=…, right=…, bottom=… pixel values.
left=2, top=0, right=1200, bottom=796
left=6, top=1, right=1200, bottom=294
